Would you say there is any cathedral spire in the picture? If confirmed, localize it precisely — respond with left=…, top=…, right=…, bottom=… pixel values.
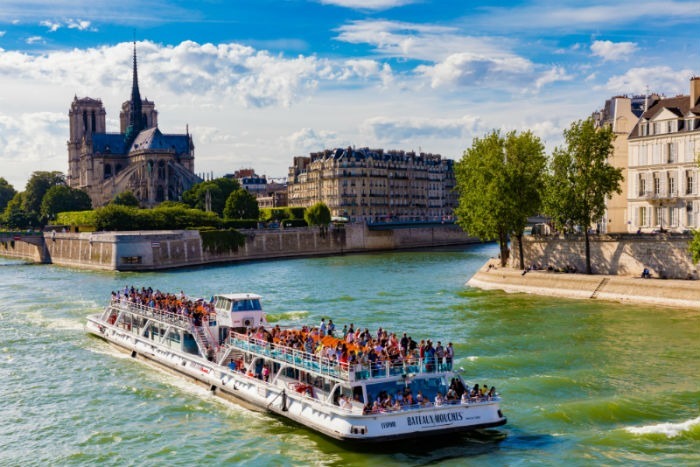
left=124, top=41, right=144, bottom=147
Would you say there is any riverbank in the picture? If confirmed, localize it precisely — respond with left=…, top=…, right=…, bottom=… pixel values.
left=468, top=259, right=700, bottom=309
left=0, top=223, right=478, bottom=271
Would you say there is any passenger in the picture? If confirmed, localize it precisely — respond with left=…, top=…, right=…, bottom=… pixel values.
left=461, top=391, right=469, bottom=405
left=415, top=390, right=425, bottom=405
left=434, top=393, right=443, bottom=406
left=488, top=386, right=496, bottom=399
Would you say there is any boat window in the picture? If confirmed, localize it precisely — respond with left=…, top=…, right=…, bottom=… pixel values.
left=366, top=377, right=447, bottom=404
left=232, top=299, right=262, bottom=311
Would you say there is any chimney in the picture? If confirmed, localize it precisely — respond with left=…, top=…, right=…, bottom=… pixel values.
left=691, top=76, right=700, bottom=107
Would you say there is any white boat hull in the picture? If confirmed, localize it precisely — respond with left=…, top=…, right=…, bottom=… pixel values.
left=86, top=315, right=506, bottom=442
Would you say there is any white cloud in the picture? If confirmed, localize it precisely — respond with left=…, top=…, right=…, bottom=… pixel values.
left=0, top=31, right=5, bottom=37
left=417, top=52, right=533, bottom=89
left=40, top=20, right=60, bottom=32
left=25, top=36, right=44, bottom=44
left=473, top=1, right=700, bottom=32
left=287, top=127, right=341, bottom=155
left=336, top=20, right=507, bottom=62
left=535, top=66, right=572, bottom=90
left=591, top=40, right=638, bottom=61
left=319, top=0, right=416, bottom=10
left=602, top=66, right=693, bottom=95
left=67, top=19, right=93, bottom=31
left=361, top=115, right=483, bottom=142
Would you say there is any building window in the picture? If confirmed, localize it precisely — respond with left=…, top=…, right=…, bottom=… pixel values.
left=667, top=143, right=676, bottom=163
left=655, top=206, right=664, bottom=227
left=687, top=171, right=695, bottom=195
left=638, top=175, right=646, bottom=196
left=639, top=206, right=647, bottom=226
left=653, top=175, right=661, bottom=195
left=639, top=145, right=647, bottom=165
left=687, top=203, right=695, bottom=227
left=668, top=176, right=676, bottom=196
left=669, top=207, right=677, bottom=227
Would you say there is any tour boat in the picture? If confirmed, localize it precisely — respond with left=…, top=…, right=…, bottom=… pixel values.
left=86, top=290, right=506, bottom=442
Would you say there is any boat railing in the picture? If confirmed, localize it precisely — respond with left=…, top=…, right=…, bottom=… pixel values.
left=227, top=332, right=456, bottom=382
left=110, top=299, right=193, bottom=330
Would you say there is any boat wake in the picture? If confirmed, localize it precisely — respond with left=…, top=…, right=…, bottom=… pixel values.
left=625, top=416, right=700, bottom=438
left=265, top=310, right=309, bottom=323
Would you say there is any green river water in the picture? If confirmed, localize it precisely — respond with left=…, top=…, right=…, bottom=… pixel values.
left=0, top=243, right=698, bottom=466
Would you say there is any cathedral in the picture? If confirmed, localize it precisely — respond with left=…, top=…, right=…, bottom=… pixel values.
left=67, top=43, right=201, bottom=207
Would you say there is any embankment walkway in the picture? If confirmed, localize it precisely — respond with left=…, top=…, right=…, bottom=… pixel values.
left=468, top=260, right=700, bottom=310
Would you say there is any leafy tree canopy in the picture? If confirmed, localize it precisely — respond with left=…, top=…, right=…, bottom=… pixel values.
left=23, top=171, right=65, bottom=216
left=304, top=202, right=331, bottom=234
left=223, top=188, right=259, bottom=220
left=455, top=130, right=547, bottom=267
left=41, top=185, right=92, bottom=221
left=542, top=117, right=623, bottom=273
left=111, top=190, right=140, bottom=207
left=0, top=177, right=17, bottom=213
left=182, top=178, right=240, bottom=216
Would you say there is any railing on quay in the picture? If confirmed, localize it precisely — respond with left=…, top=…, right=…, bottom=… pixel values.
left=227, top=332, right=455, bottom=382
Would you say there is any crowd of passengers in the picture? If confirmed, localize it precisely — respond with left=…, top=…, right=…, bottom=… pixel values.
left=363, top=381, right=498, bottom=414
left=111, top=286, right=215, bottom=326
left=239, top=317, right=457, bottom=374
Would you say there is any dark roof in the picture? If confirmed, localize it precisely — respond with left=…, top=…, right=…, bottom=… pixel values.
left=129, top=127, right=191, bottom=153
left=92, top=133, right=127, bottom=155
left=629, top=95, right=700, bottom=139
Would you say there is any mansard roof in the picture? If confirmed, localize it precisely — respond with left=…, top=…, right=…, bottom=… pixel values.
left=92, top=133, right=127, bottom=155
left=629, top=95, right=700, bottom=140
left=128, top=127, right=191, bottom=153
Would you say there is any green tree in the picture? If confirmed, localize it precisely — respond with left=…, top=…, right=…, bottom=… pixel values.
left=223, top=188, right=259, bottom=220
left=0, top=178, right=16, bottom=213
left=182, top=178, right=240, bottom=216
left=542, top=118, right=623, bottom=274
left=304, top=202, right=331, bottom=236
left=2, top=192, right=37, bottom=229
left=23, top=171, right=65, bottom=217
left=689, top=231, right=700, bottom=264
left=455, top=130, right=547, bottom=268
left=111, top=190, right=140, bottom=207
left=40, top=186, right=92, bottom=221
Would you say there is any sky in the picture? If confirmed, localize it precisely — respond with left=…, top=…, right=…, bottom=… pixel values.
left=1, top=0, right=699, bottom=190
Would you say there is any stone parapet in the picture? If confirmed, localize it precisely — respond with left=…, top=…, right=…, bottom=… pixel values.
left=510, top=234, right=697, bottom=280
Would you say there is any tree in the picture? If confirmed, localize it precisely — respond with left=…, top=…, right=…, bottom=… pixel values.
left=304, top=202, right=331, bottom=235
left=542, top=117, right=623, bottom=274
left=0, top=178, right=16, bottom=213
left=182, top=178, right=240, bottom=216
left=2, top=192, right=37, bottom=229
left=40, top=186, right=92, bottom=221
left=23, top=171, right=65, bottom=217
left=455, top=130, right=547, bottom=267
left=223, top=188, right=259, bottom=220
left=689, top=231, right=700, bottom=264
left=111, top=190, right=140, bottom=207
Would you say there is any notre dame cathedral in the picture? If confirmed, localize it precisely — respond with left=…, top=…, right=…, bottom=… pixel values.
left=67, top=43, right=201, bottom=207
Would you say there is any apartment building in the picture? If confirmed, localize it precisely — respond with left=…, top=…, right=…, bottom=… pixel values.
left=627, top=78, right=700, bottom=232
left=287, top=147, right=457, bottom=223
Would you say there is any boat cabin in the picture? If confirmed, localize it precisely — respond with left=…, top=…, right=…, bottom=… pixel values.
left=212, top=293, right=266, bottom=330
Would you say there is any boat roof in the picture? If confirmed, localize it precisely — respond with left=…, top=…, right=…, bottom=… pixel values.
left=216, top=293, right=263, bottom=301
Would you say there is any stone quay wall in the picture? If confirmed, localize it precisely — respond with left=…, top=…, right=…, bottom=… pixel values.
left=468, top=259, right=700, bottom=310
left=0, top=223, right=477, bottom=271
left=510, top=233, right=697, bottom=280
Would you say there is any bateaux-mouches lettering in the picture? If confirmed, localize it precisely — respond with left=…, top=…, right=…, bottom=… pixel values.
left=406, top=412, right=466, bottom=426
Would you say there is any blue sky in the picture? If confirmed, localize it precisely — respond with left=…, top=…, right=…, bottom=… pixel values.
left=1, top=0, right=699, bottom=190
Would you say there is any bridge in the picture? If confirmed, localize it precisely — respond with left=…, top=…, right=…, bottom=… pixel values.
left=0, top=231, right=46, bottom=246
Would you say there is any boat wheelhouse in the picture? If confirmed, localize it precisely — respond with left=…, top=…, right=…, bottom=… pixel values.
left=86, top=290, right=506, bottom=442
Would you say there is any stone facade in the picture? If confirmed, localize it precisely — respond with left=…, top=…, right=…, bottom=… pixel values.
left=510, top=234, right=697, bottom=280
left=593, top=95, right=645, bottom=232
left=287, top=147, right=457, bottom=223
left=626, top=77, right=700, bottom=233
left=67, top=44, right=200, bottom=208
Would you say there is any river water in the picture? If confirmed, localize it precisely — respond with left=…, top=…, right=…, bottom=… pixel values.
left=0, top=244, right=698, bottom=466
